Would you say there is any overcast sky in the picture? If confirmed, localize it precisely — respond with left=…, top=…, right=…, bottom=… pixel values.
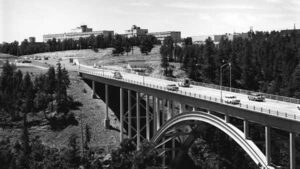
left=1, top=0, right=300, bottom=42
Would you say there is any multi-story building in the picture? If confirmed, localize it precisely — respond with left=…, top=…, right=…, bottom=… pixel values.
left=124, top=25, right=148, bottom=38
left=121, top=25, right=181, bottom=42
left=191, top=35, right=214, bottom=44
left=148, top=31, right=181, bottom=43
left=43, top=25, right=114, bottom=42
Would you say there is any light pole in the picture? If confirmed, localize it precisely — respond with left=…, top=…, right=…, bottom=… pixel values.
left=220, top=62, right=232, bottom=102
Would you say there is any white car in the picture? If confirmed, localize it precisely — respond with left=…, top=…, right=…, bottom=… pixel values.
left=248, top=92, right=265, bottom=102
left=223, top=95, right=240, bottom=105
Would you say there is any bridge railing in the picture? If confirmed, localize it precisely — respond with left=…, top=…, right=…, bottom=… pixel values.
left=145, top=73, right=300, bottom=105
left=82, top=64, right=300, bottom=104
left=80, top=70, right=300, bottom=121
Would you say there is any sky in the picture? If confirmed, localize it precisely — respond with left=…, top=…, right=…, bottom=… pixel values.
left=1, top=0, right=300, bottom=42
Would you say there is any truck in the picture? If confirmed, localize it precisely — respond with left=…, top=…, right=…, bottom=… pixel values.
left=178, top=78, right=190, bottom=87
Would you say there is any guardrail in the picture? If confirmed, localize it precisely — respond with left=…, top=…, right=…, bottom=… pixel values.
left=78, top=64, right=300, bottom=105
left=79, top=69, right=300, bottom=121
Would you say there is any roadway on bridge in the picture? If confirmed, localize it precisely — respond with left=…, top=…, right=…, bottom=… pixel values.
left=78, top=64, right=300, bottom=120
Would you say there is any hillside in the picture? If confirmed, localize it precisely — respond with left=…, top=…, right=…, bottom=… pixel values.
left=0, top=66, right=121, bottom=152
left=23, top=45, right=186, bottom=78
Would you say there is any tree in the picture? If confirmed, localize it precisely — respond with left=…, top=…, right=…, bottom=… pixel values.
left=132, top=140, right=160, bottom=169
left=19, top=114, right=30, bottom=169
left=21, top=73, right=35, bottom=114
left=63, top=133, right=81, bottom=169
left=139, top=36, right=154, bottom=55
left=184, top=37, right=193, bottom=46
left=160, top=37, right=175, bottom=77
left=112, top=35, right=124, bottom=55
left=55, top=63, right=70, bottom=113
left=124, top=38, right=132, bottom=56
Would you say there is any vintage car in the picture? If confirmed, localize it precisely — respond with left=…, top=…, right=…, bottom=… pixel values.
left=248, top=92, right=265, bottom=102
left=223, top=95, right=240, bottom=105
left=113, top=71, right=123, bottom=79
left=166, top=84, right=179, bottom=91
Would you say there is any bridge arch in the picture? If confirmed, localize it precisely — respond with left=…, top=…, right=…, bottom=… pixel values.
left=151, top=111, right=270, bottom=169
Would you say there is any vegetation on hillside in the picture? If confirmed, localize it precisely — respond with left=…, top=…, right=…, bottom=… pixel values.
left=0, top=61, right=77, bottom=129
left=0, top=34, right=159, bottom=56
left=161, top=30, right=300, bottom=98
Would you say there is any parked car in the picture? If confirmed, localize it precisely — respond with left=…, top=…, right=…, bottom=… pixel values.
left=166, top=84, right=179, bottom=91
left=178, top=78, right=190, bottom=87
left=22, top=60, right=32, bottom=63
left=248, top=92, right=265, bottom=102
left=223, top=95, right=240, bottom=104
left=113, top=71, right=123, bottom=79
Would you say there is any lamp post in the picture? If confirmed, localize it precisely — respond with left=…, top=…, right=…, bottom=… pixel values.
left=220, top=62, right=232, bottom=102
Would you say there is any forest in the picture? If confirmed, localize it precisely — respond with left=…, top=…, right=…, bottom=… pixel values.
left=0, top=34, right=159, bottom=56
left=161, top=30, right=300, bottom=98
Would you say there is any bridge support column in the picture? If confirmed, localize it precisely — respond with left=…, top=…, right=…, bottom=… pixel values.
left=225, top=115, right=230, bottom=123
left=156, top=98, right=160, bottom=130
left=128, top=90, right=132, bottom=138
left=92, top=81, right=96, bottom=98
left=146, top=94, right=150, bottom=140
left=171, top=100, right=175, bottom=117
left=104, top=84, right=110, bottom=129
left=120, top=88, right=124, bottom=142
left=180, top=103, right=185, bottom=113
left=153, top=96, right=157, bottom=134
left=172, top=139, right=176, bottom=159
left=265, top=126, right=271, bottom=165
left=162, top=99, right=166, bottom=123
left=167, top=100, right=171, bottom=120
left=136, top=92, right=141, bottom=150
left=290, top=132, right=295, bottom=169
left=243, top=120, right=249, bottom=139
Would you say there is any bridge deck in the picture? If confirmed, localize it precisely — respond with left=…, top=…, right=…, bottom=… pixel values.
left=78, top=64, right=300, bottom=133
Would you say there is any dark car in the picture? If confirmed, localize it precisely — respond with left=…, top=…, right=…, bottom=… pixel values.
left=113, top=71, right=123, bottom=79
left=166, top=84, right=179, bottom=91
left=178, top=78, right=190, bottom=87
left=248, top=92, right=265, bottom=102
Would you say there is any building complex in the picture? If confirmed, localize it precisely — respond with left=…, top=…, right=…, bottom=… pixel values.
left=43, top=25, right=182, bottom=43
left=121, top=25, right=181, bottom=42
left=43, top=25, right=114, bottom=42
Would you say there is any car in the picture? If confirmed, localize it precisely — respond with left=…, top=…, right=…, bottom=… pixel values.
left=113, top=71, right=123, bottom=79
left=166, top=84, right=179, bottom=91
left=22, top=60, right=32, bottom=63
left=298, top=106, right=300, bottom=110
left=178, top=78, right=190, bottom=87
left=223, top=95, right=240, bottom=104
left=248, top=92, right=265, bottom=102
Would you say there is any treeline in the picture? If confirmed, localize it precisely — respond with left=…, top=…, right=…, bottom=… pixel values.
left=0, top=34, right=159, bottom=56
left=0, top=132, right=162, bottom=169
left=161, top=31, right=300, bottom=98
left=0, top=61, right=75, bottom=129
left=112, top=34, right=159, bottom=55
